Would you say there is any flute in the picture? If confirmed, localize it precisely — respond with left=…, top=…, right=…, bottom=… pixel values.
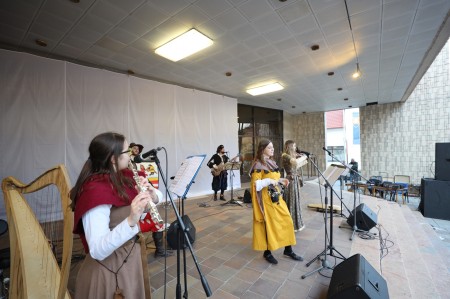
left=129, top=161, right=163, bottom=224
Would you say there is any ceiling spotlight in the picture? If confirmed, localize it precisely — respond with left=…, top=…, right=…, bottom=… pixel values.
left=246, top=82, right=284, bottom=96
left=310, top=44, right=320, bottom=51
left=35, top=39, right=47, bottom=47
left=352, top=63, right=361, bottom=78
left=155, top=29, right=213, bottom=62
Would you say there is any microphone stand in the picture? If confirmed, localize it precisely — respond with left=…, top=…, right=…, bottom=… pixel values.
left=338, top=175, right=346, bottom=218
left=221, top=159, right=242, bottom=207
left=302, top=157, right=346, bottom=279
left=324, top=150, right=375, bottom=241
left=152, top=149, right=212, bottom=298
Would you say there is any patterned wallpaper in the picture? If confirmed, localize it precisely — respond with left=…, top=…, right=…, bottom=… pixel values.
left=360, top=42, right=450, bottom=184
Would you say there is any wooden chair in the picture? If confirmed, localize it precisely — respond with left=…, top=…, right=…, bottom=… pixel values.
left=378, top=171, right=390, bottom=182
left=394, top=175, right=411, bottom=203
left=367, top=176, right=383, bottom=197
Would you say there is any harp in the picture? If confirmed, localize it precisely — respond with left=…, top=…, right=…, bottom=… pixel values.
left=1, top=165, right=73, bottom=299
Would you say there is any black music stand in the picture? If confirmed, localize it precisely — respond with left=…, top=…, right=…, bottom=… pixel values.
left=221, top=161, right=243, bottom=207
left=154, top=153, right=211, bottom=298
left=302, top=163, right=347, bottom=279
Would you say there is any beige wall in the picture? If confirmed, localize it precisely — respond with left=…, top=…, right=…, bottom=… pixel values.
left=360, top=42, right=450, bottom=184
left=291, top=41, right=449, bottom=184
left=293, top=112, right=326, bottom=176
left=283, top=111, right=295, bottom=141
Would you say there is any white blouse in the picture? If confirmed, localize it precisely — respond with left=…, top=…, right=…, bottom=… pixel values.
left=82, top=189, right=163, bottom=261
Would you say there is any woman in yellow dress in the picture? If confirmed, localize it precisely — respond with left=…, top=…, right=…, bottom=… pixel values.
left=250, top=139, right=304, bottom=264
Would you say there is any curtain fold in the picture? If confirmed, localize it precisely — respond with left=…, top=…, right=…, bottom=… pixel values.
left=0, top=49, right=239, bottom=220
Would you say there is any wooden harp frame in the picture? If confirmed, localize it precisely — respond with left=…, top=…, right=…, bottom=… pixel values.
left=1, top=164, right=73, bottom=299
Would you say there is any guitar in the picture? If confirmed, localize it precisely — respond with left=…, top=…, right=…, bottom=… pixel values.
left=211, top=163, right=225, bottom=176
left=210, top=153, right=240, bottom=176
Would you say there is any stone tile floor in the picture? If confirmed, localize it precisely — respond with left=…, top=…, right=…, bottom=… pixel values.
left=143, top=180, right=450, bottom=299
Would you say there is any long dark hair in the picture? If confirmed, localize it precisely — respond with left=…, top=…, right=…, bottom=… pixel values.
left=284, top=140, right=296, bottom=156
left=254, top=139, right=273, bottom=166
left=70, top=132, right=131, bottom=210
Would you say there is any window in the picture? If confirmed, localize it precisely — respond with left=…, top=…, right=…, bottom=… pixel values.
left=326, top=146, right=345, bottom=163
left=238, top=104, right=283, bottom=182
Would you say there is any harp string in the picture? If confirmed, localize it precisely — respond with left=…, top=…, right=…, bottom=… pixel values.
left=2, top=165, right=73, bottom=299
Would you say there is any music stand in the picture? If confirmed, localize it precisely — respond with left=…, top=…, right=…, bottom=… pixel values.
left=162, top=154, right=212, bottom=298
left=221, top=161, right=242, bottom=207
left=302, top=163, right=347, bottom=279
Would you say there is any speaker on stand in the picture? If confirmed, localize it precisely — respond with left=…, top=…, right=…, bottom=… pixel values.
left=435, top=143, right=450, bottom=181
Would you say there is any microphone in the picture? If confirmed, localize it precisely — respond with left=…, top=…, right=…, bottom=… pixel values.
left=133, top=155, right=144, bottom=163
left=322, top=147, right=332, bottom=156
left=141, top=147, right=162, bottom=160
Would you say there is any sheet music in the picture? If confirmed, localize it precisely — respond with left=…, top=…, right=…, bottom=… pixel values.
left=296, top=155, right=308, bottom=168
left=224, top=161, right=242, bottom=170
left=169, top=154, right=206, bottom=197
left=319, top=164, right=346, bottom=186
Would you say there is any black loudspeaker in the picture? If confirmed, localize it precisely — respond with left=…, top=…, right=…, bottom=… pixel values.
left=435, top=143, right=450, bottom=181
left=166, top=215, right=196, bottom=249
left=420, top=178, right=450, bottom=220
left=243, top=188, right=252, bottom=203
left=328, top=253, right=389, bottom=299
left=347, top=203, right=377, bottom=231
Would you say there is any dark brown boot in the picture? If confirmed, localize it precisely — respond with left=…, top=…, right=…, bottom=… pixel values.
left=153, top=231, right=173, bottom=258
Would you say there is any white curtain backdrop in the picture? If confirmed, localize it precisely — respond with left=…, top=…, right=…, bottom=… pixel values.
left=0, top=49, right=239, bottom=220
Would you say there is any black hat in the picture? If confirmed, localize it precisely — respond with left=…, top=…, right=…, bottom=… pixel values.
left=129, top=142, right=144, bottom=154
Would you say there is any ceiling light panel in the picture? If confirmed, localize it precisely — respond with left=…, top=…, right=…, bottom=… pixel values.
left=155, top=29, right=213, bottom=62
left=246, top=82, right=284, bottom=96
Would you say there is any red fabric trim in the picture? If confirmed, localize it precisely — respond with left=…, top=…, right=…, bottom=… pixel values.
left=73, top=169, right=139, bottom=252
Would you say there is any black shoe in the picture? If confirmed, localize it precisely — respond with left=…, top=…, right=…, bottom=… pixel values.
left=219, top=195, right=226, bottom=201
left=263, top=252, right=278, bottom=264
left=283, top=251, right=303, bottom=261
left=154, top=249, right=173, bottom=258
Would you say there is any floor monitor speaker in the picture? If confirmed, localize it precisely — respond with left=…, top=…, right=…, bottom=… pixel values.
left=328, top=253, right=389, bottom=299
left=243, top=188, right=252, bottom=203
left=347, top=203, right=377, bottom=231
left=420, top=178, right=450, bottom=220
left=167, top=215, right=196, bottom=249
